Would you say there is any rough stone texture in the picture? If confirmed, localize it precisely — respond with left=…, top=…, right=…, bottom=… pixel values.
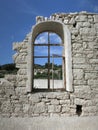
left=0, top=12, right=98, bottom=117
left=0, top=117, right=98, bottom=130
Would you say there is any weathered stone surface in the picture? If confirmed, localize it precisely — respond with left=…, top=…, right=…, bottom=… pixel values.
left=0, top=12, right=98, bottom=118
left=94, top=15, right=98, bottom=22
left=88, top=80, right=98, bottom=85
left=74, top=98, right=85, bottom=105
left=62, top=105, right=70, bottom=113
left=33, top=102, right=46, bottom=114
left=85, top=73, right=98, bottom=80
left=73, top=69, right=84, bottom=80
left=48, top=105, right=61, bottom=113
left=75, top=15, right=87, bottom=22
left=29, top=94, right=41, bottom=104
left=80, top=28, right=96, bottom=36
left=51, top=99, right=59, bottom=105
left=73, top=58, right=85, bottom=63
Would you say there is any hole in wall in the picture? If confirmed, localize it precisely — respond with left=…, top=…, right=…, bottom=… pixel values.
left=76, top=105, right=82, bottom=116
left=73, top=22, right=77, bottom=28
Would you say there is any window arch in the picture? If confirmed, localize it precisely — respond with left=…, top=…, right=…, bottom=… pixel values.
left=26, top=21, right=73, bottom=92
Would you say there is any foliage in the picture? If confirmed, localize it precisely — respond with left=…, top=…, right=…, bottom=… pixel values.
left=0, top=63, right=18, bottom=78
left=34, top=63, right=62, bottom=80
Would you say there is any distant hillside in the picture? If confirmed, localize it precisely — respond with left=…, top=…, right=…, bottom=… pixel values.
left=0, top=63, right=18, bottom=78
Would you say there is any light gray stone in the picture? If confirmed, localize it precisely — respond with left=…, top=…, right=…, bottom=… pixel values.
left=73, top=69, right=84, bottom=80
left=51, top=99, right=59, bottom=105
left=48, top=105, right=61, bottom=113
left=94, top=15, right=98, bottom=22
left=75, top=15, right=87, bottom=22
left=33, top=102, right=46, bottom=114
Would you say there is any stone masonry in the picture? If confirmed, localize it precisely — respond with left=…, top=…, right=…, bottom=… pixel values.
left=0, top=11, right=98, bottom=117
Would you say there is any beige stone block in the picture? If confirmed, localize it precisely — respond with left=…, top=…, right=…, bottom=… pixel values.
left=73, top=58, right=85, bottom=64
left=75, top=15, right=87, bottom=22
left=85, top=73, right=98, bottom=80
left=74, top=80, right=87, bottom=85
left=60, top=100, right=70, bottom=105
left=80, top=28, right=96, bottom=36
left=74, top=98, right=85, bottom=105
left=23, top=104, right=30, bottom=113
left=89, top=59, right=98, bottom=63
left=48, top=105, right=61, bottom=113
left=62, top=106, right=70, bottom=113
left=73, top=69, right=84, bottom=80
left=94, top=15, right=98, bottom=22
left=29, top=94, right=41, bottom=103
left=33, top=102, right=46, bottom=114
left=83, top=22, right=91, bottom=27
left=88, top=80, right=98, bottom=85
left=51, top=99, right=59, bottom=105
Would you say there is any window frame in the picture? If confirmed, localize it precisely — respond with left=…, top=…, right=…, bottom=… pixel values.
left=26, top=20, right=73, bottom=92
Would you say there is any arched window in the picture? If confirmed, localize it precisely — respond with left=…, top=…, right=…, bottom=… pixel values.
left=33, top=32, right=64, bottom=91
left=26, top=21, right=73, bottom=92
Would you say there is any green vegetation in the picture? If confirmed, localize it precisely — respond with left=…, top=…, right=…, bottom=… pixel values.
left=0, top=63, right=62, bottom=80
left=34, top=63, right=62, bottom=70
left=34, top=63, right=62, bottom=80
left=0, top=63, right=18, bottom=78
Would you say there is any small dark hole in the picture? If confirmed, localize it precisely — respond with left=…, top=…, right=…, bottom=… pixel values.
left=73, top=22, right=77, bottom=27
left=76, top=105, right=82, bottom=116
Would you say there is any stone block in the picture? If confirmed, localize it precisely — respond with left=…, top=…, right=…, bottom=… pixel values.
left=23, top=104, right=30, bottom=113
left=71, top=29, right=79, bottom=36
left=74, top=80, right=87, bottom=85
left=74, top=98, right=85, bottom=105
left=72, top=43, right=83, bottom=50
left=56, top=93, right=70, bottom=100
left=51, top=99, right=59, bottom=105
left=17, top=69, right=27, bottom=75
left=75, top=91, right=92, bottom=100
left=75, top=15, right=87, bottom=22
left=94, top=15, right=98, bottom=22
left=89, top=59, right=98, bottom=64
left=83, top=22, right=91, bottom=27
left=33, top=102, right=46, bottom=114
left=73, top=69, right=84, bottom=80
left=80, top=28, right=96, bottom=36
left=73, top=58, right=85, bottom=64
left=29, top=94, right=41, bottom=104
left=73, top=64, right=92, bottom=70
left=85, top=73, right=98, bottom=80
left=48, top=105, right=61, bottom=113
left=88, top=80, right=98, bottom=85
left=59, top=100, right=70, bottom=105
left=16, top=64, right=27, bottom=69
left=74, top=85, right=91, bottom=91
left=82, top=106, right=97, bottom=113
left=61, top=106, right=70, bottom=113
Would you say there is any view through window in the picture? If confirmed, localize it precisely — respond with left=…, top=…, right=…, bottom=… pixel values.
left=33, top=32, right=64, bottom=90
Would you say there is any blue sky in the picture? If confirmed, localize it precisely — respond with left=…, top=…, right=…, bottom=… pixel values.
left=0, top=0, right=98, bottom=65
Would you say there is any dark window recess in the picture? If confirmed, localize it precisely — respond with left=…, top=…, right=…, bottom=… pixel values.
left=76, top=105, right=82, bottom=116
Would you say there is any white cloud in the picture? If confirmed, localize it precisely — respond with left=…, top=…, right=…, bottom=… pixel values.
left=35, top=35, right=48, bottom=44
left=35, top=32, right=48, bottom=44
left=35, top=32, right=62, bottom=44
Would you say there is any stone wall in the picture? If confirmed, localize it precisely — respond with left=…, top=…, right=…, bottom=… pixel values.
left=0, top=11, right=98, bottom=117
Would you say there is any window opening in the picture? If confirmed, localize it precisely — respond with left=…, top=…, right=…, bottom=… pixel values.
left=33, top=32, right=64, bottom=91
left=76, top=105, right=82, bottom=116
